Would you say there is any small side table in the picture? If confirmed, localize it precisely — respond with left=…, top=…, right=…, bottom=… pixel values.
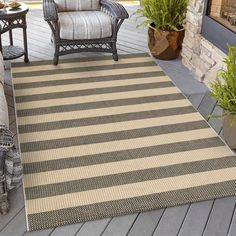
left=0, top=3, right=29, bottom=62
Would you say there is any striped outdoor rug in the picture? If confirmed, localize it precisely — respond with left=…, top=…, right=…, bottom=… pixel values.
left=12, top=54, right=236, bottom=231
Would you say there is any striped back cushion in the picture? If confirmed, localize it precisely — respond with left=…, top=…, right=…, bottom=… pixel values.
left=54, top=0, right=101, bottom=12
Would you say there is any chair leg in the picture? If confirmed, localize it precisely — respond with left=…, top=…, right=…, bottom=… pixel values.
left=53, top=44, right=59, bottom=65
left=113, top=52, right=118, bottom=61
left=53, top=55, right=59, bottom=65
left=112, top=42, right=118, bottom=61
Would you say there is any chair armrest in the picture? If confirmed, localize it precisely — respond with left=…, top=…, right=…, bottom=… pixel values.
left=43, top=0, right=58, bottom=22
left=100, top=0, right=129, bottom=20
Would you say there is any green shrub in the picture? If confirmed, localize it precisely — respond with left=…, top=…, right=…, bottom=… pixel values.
left=134, top=0, right=189, bottom=31
left=211, top=46, right=236, bottom=117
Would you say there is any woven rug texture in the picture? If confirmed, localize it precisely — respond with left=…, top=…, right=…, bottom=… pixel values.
left=12, top=54, right=236, bottom=231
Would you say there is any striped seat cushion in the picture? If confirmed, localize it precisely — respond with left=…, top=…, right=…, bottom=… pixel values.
left=54, top=0, right=100, bottom=12
left=58, top=11, right=112, bottom=40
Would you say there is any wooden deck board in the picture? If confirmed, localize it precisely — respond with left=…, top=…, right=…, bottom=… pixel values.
left=76, top=219, right=111, bottom=236
left=178, top=201, right=214, bottom=236
left=24, top=227, right=54, bottom=236
left=152, top=205, right=190, bottom=236
left=101, top=214, right=138, bottom=236
left=0, top=186, right=24, bottom=232
left=127, top=209, right=164, bottom=236
left=198, top=93, right=217, bottom=120
left=1, top=209, right=27, bottom=236
left=228, top=206, right=236, bottom=236
left=203, top=197, right=236, bottom=236
left=188, top=93, right=206, bottom=110
left=51, top=223, right=84, bottom=236
left=208, top=104, right=223, bottom=134
left=1, top=4, right=236, bottom=236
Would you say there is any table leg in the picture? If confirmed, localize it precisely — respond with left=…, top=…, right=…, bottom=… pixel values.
left=9, top=30, right=13, bottom=46
left=0, top=34, right=2, bottom=53
left=23, top=27, right=29, bottom=63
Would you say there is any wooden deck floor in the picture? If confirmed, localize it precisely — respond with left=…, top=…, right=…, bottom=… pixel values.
left=1, top=4, right=236, bottom=236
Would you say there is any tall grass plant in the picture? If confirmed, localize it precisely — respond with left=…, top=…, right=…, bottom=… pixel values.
left=135, top=0, right=188, bottom=31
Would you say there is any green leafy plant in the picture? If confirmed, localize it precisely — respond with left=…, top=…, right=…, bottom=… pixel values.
left=134, top=0, right=189, bottom=31
left=211, top=46, right=236, bottom=118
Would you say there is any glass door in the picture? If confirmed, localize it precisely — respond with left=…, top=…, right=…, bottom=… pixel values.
left=208, top=0, right=236, bottom=33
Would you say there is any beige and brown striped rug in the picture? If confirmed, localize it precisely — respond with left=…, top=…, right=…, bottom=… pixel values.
left=12, top=54, right=236, bottom=231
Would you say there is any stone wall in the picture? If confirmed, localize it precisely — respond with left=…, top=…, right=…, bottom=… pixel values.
left=181, top=0, right=226, bottom=87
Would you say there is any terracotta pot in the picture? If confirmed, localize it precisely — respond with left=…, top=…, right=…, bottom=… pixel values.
left=148, top=23, right=185, bottom=60
left=223, top=114, right=236, bottom=149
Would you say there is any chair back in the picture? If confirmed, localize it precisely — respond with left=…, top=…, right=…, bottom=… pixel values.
left=54, top=0, right=101, bottom=12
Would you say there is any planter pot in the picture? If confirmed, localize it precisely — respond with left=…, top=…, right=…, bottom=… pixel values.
left=148, top=23, right=185, bottom=60
left=223, top=114, right=236, bottom=149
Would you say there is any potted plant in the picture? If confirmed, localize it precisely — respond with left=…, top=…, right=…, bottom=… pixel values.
left=134, top=0, right=188, bottom=60
left=211, top=46, right=236, bottom=149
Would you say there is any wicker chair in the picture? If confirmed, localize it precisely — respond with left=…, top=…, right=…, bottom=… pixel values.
left=43, top=0, right=129, bottom=65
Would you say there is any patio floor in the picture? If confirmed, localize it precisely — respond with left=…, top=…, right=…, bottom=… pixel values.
left=1, top=4, right=236, bottom=236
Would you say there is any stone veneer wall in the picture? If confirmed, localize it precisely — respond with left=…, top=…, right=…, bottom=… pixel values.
left=181, top=0, right=226, bottom=87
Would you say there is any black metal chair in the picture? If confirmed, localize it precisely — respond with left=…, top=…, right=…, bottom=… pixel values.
left=43, top=0, right=129, bottom=65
